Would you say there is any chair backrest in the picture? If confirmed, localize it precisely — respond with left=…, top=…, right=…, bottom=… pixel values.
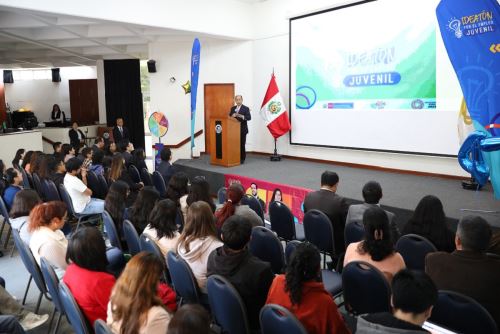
left=0, top=197, right=10, bottom=225
left=430, top=290, right=497, bottom=334
left=59, top=282, right=91, bottom=334
left=342, top=261, right=391, bottom=315
left=94, top=319, right=113, bottom=334
left=140, top=234, right=169, bottom=283
left=58, top=184, right=76, bottom=217
left=260, top=304, right=307, bottom=334
left=217, top=187, right=227, bottom=205
left=344, top=221, right=365, bottom=248
left=140, top=168, right=153, bottom=186
left=395, top=234, right=437, bottom=271
left=152, top=171, right=167, bottom=198
left=167, top=251, right=200, bottom=304
left=40, top=257, right=65, bottom=314
left=97, top=174, right=109, bottom=197
left=241, top=194, right=265, bottom=222
left=249, top=226, right=285, bottom=274
left=42, top=179, right=61, bottom=201
left=207, top=275, right=250, bottom=334
left=303, top=209, right=335, bottom=255
left=102, top=211, right=122, bottom=250
left=86, top=171, right=101, bottom=199
left=31, top=173, right=44, bottom=199
left=20, top=168, right=31, bottom=189
left=175, top=208, right=184, bottom=233
left=122, top=220, right=141, bottom=256
left=11, top=229, right=49, bottom=297
left=128, top=165, right=141, bottom=184
left=284, top=240, right=302, bottom=265
left=269, top=201, right=296, bottom=240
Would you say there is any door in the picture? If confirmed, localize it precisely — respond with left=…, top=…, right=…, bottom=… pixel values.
left=69, top=79, right=99, bottom=125
left=204, top=83, right=234, bottom=155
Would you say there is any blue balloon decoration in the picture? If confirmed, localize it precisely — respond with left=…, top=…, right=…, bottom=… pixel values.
left=480, top=137, right=500, bottom=152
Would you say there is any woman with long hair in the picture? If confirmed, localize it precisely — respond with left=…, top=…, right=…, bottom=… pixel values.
left=186, top=176, right=215, bottom=213
left=215, top=183, right=263, bottom=230
left=28, top=201, right=68, bottom=279
left=107, top=252, right=171, bottom=334
left=29, top=151, right=44, bottom=175
left=63, top=227, right=115, bottom=325
left=266, top=242, right=350, bottom=334
left=166, top=171, right=189, bottom=204
left=108, top=155, right=143, bottom=206
left=177, top=201, right=222, bottom=291
left=21, top=150, right=33, bottom=172
left=344, top=206, right=405, bottom=281
left=9, top=189, right=42, bottom=243
left=104, top=181, right=130, bottom=245
left=105, top=141, right=117, bottom=157
left=12, top=148, right=25, bottom=171
left=131, top=148, right=147, bottom=171
left=36, top=154, right=51, bottom=180
left=128, top=187, right=160, bottom=234
left=402, top=195, right=455, bottom=252
left=143, top=199, right=180, bottom=256
left=0, top=160, right=7, bottom=195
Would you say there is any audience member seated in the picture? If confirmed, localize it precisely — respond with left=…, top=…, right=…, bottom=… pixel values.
left=128, top=187, right=160, bottom=234
left=9, top=190, right=42, bottom=244
left=28, top=201, right=68, bottom=279
left=215, top=183, right=263, bottom=230
left=61, top=144, right=75, bottom=163
left=47, top=156, right=66, bottom=188
left=28, top=151, right=42, bottom=175
left=344, top=207, right=405, bottom=281
left=157, top=147, right=175, bottom=187
left=92, top=137, right=105, bottom=154
left=64, top=158, right=105, bottom=215
left=107, top=252, right=171, bottom=334
left=266, top=242, right=350, bottom=334
left=142, top=199, right=180, bottom=257
left=3, top=168, right=23, bottom=209
left=250, top=182, right=266, bottom=213
left=207, top=215, right=274, bottom=330
left=35, top=154, right=51, bottom=180
left=108, top=155, right=143, bottom=205
left=63, top=227, right=116, bottom=325
left=346, top=181, right=399, bottom=243
left=117, top=139, right=134, bottom=166
left=426, top=216, right=500, bottom=328
left=52, top=142, right=62, bottom=157
left=167, top=304, right=211, bottom=334
left=89, top=149, right=105, bottom=176
left=177, top=201, right=223, bottom=292
left=304, top=171, right=349, bottom=255
left=12, top=148, right=25, bottom=171
left=131, top=148, right=147, bottom=171
left=105, top=141, right=117, bottom=157
left=78, top=147, right=93, bottom=166
left=355, top=269, right=437, bottom=333
left=21, top=151, right=33, bottom=173
left=402, top=195, right=455, bottom=252
left=166, top=172, right=189, bottom=218
left=268, top=187, right=282, bottom=211
left=68, top=122, right=85, bottom=150
left=104, top=181, right=130, bottom=246
left=0, top=283, right=49, bottom=331
left=0, top=160, right=5, bottom=196
left=186, top=176, right=216, bottom=214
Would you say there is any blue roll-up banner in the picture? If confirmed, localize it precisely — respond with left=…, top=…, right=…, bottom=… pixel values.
left=436, top=0, right=500, bottom=198
left=190, top=38, right=201, bottom=153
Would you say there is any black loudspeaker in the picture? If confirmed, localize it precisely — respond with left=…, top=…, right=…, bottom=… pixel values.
left=51, top=68, right=61, bottom=82
left=147, top=60, right=156, bottom=73
left=3, top=70, right=13, bottom=83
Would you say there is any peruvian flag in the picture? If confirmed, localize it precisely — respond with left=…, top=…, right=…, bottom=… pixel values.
left=260, top=73, right=291, bottom=138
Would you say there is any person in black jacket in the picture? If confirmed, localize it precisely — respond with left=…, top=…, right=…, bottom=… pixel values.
left=112, top=118, right=129, bottom=143
left=157, top=147, right=175, bottom=187
left=207, top=215, right=274, bottom=330
left=229, top=95, right=251, bottom=164
left=68, top=122, right=85, bottom=151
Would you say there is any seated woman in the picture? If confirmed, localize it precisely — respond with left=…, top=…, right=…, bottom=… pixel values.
left=186, top=176, right=216, bottom=214
left=268, top=188, right=282, bottom=211
left=63, top=227, right=116, bottom=326
left=402, top=195, right=455, bottom=252
left=50, top=104, right=65, bottom=122
left=215, top=183, right=263, bottom=230
left=107, top=155, right=143, bottom=206
left=104, top=181, right=130, bottom=247
left=107, top=252, right=172, bottom=334
left=28, top=201, right=68, bottom=279
left=128, top=187, right=160, bottom=234
left=12, top=148, right=25, bottom=171
left=344, top=206, right=405, bottom=281
left=143, top=199, right=180, bottom=257
left=105, top=141, right=117, bottom=157
left=131, top=148, right=148, bottom=171
left=9, top=190, right=42, bottom=244
left=177, top=201, right=223, bottom=292
left=68, top=122, right=85, bottom=151
left=21, top=151, right=33, bottom=173
left=266, top=242, right=350, bottom=334
left=89, top=149, right=105, bottom=176
left=166, top=172, right=189, bottom=220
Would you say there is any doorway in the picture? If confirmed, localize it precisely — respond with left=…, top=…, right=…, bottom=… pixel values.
left=204, top=83, right=235, bottom=155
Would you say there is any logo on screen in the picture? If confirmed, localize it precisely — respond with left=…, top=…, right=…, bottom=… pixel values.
left=296, top=86, right=317, bottom=109
left=371, top=101, right=386, bottom=109
left=411, top=99, right=424, bottom=109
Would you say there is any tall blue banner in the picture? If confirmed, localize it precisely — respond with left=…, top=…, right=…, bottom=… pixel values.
left=436, top=0, right=500, bottom=199
left=190, top=38, right=201, bottom=152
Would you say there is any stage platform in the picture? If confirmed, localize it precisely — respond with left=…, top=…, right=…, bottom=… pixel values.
left=174, top=153, right=500, bottom=229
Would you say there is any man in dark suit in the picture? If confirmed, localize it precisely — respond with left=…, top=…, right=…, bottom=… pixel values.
left=92, top=137, right=105, bottom=155
left=156, top=147, right=175, bottom=187
left=303, top=171, right=349, bottom=255
left=426, top=216, right=500, bottom=329
left=229, top=95, right=251, bottom=164
left=112, top=118, right=130, bottom=143
left=68, top=122, right=85, bottom=151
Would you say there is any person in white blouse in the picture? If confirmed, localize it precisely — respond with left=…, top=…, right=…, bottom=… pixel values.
left=142, top=199, right=180, bottom=257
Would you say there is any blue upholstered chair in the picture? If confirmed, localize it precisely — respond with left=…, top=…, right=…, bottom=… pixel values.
left=395, top=234, right=437, bottom=271
left=122, top=219, right=141, bottom=256
left=260, top=304, right=307, bottom=334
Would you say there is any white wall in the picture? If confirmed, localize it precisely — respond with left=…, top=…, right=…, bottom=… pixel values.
left=4, top=66, right=97, bottom=123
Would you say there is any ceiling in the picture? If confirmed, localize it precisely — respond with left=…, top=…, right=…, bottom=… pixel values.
left=0, top=8, right=202, bottom=69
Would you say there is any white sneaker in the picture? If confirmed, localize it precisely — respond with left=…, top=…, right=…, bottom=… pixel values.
left=19, top=312, right=49, bottom=331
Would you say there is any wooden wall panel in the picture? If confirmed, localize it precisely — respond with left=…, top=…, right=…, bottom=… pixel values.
left=69, top=79, right=98, bottom=125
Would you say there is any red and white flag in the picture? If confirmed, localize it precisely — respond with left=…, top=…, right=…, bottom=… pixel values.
left=260, top=73, right=291, bottom=138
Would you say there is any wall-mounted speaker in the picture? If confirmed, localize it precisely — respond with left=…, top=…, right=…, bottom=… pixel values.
left=3, top=70, right=13, bottom=83
left=147, top=60, right=157, bottom=73
left=51, top=68, right=61, bottom=82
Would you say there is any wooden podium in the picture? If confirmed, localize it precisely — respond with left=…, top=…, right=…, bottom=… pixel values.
left=209, top=117, right=240, bottom=167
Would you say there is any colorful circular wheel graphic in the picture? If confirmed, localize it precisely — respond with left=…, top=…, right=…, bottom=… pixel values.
left=296, top=85, right=317, bottom=110
left=148, top=112, right=169, bottom=138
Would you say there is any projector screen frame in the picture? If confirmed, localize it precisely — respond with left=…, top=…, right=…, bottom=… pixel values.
left=288, top=0, right=458, bottom=158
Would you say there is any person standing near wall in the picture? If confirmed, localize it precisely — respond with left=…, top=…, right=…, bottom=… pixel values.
left=229, top=95, right=251, bottom=164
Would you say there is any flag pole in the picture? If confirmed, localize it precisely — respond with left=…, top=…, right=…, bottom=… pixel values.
left=270, top=137, right=281, bottom=161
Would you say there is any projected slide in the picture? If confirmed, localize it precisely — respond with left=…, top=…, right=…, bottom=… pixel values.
left=290, top=0, right=462, bottom=155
